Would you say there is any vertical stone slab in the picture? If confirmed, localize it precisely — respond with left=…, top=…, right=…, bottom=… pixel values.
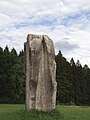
left=24, top=34, right=57, bottom=111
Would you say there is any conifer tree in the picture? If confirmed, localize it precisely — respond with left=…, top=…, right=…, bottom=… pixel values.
left=56, top=51, right=71, bottom=103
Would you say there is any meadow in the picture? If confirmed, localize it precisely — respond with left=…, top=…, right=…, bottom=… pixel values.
left=0, top=104, right=90, bottom=120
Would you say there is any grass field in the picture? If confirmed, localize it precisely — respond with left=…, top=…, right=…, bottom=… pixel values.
left=0, top=104, right=90, bottom=120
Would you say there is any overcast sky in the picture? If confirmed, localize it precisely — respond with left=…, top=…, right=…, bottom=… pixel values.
left=0, top=0, right=90, bottom=66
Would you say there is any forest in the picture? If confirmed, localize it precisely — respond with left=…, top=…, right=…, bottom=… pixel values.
left=0, top=46, right=90, bottom=105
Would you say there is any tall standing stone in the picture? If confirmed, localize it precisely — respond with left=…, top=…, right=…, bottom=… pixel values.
left=24, top=34, right=57, bottom=111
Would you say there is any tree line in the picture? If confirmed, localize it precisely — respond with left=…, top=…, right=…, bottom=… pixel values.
left=0, top=46, right=90, bottom=105
left=56, top=51, right=90, bottom=105
left=0, top=46, right=25, bottom=103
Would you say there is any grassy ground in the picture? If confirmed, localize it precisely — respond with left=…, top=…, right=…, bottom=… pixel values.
left=0, top=104, right=90, bottom=120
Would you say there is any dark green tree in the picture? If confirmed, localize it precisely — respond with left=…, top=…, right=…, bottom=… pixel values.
left=69, top=58, right=76, bottom=104
left=56, top=51, right=71, bottom=103
left=0, top=46, right=25, bottom=103
left=75, top=60, right=83, bottom=105
left=83, top=65, right=90, bottom=105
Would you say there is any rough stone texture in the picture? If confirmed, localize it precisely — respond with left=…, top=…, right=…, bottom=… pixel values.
left=24, top=34, right=57, bottom=111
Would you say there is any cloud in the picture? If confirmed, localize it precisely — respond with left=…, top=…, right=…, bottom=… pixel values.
left=59, top=10, right=90, bottom=32
left=0, top=0, right=90, bottom=66
left=55, top=39, right=79, bottom=52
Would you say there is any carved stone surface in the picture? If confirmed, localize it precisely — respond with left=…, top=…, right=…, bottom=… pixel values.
left=24, top=34, right=57, bottom=111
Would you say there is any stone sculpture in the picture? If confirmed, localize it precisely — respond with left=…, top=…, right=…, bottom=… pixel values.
left=24, top=34, right=57, bottom=111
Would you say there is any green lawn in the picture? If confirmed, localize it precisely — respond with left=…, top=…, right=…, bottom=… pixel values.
left=0, top=104, right=90, bottom=120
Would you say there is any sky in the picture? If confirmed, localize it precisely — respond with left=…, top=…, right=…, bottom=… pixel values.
left=0, top=0, right=90, bottom=66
